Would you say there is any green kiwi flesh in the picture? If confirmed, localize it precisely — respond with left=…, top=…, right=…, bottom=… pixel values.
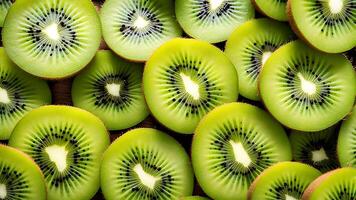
left=100, top=128, right=194, bottom=200
left=2, top=0, right=101, bottom=79
left=225, top=18, right=294, bottom=101
left=192, top=102, right=292, bottom=199
left=259, top=40, right=356, bottom=132
left=0, top=47, right=51, bottom=140
left=248, top=162, right=321, bottom=200
left=0, top=144, right=46, bottom=200
left=0, top=0, right=13, bottom=27
left=337, top=106, right=356, bottom=167
left=8, top=105, right=110, bottom=200
left=143, top=38, right=238, bottom=134
left=100, top=0, right=182, bottom=62
left=72, top=50, right=149, bottom=131
left=252, top=0, right=288, bottom=21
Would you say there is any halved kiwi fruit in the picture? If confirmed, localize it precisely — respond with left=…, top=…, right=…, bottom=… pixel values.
left=2, top=0, right=101, bottom=79
left=337, top=106, right=356, bottom=167
left=0, top=47, right=51, bottom=140
left=0, top=144, right=46, bottom=200
left=0, top=0, right=13, bottom=27
left=72, top=50, right=149, bottom=131
left=192, top=102, right=292, bottom=199
left=143, top=38, right=238, bottom=134
left=290, top=126, right=339, bottom=172
left=259, top=40, right=356, bottom=132
left=100, top=0, right=182, bottom=62
left=225, top=18, right=294, bottom=101
left=248, top=161, right=321, bottom=200
left=287, top=0, right=356, bottom=53
left=101, top=128, right=194, bottom=200
left=8, top=105, right=110, bottom=200
left=175, top=0, right=254, bottom=43
left=252, top=0, right=288, bottom=21
left=302, top=167, right=356, bottom=200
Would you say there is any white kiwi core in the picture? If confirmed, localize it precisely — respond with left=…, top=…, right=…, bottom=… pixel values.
left=45, top=145, right=68, bottom=172
left=133, top=164, right=160, bottom=190
left=180, top=73, right=200, bottom=100
left=229, top=140, right=252, bottom=168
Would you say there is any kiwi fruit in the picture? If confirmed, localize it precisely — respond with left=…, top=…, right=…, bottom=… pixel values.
left=0, top=47, right=51, bottom=140
left=175, top=0, right=254, bottom=43
left=259, top=40, right=356, bottom=132
left=290, top=126, right=339, bottom=173
left=100, top=0, right=182, bottom=62
left=287, top=0, right=356, bottom=53
left=192, top=102, right=292, bottom=199
left=302, top=167, right=356, bottom=200
left=72, top=50, right=149, bottom=131
left=143, top=38, right=238, bottom=134
left=337, top=106, right=356, bottom=167
left=0, top=0, right=13, bottom=27
left=225, top=18, right=295, bottom=101
left=8, top=105, right=110, bottom=200
left=248, top=161, right=322, bottom=200
left=0, top=144, right=46, bottom=200
left=252, top=0, right=288, bottom=21
left=180, top=196, right=210, bottom=200
left=2, top=0, right=101, bottom=79
left=101, top=128, right=194, bottom=200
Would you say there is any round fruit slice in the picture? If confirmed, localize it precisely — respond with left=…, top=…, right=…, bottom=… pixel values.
left=101, top=128, right=194, bottom=200
left=8, top=105, right=110, bottom=200
left=0, top=0, right=13, bottom=27
left=0, top=47, right=51, bottom=140
left=143, top=38, right=238, bottom=134
left=248, top=162, right=322, bottom=200
left=259, top=40, right=356, bottom=132
left=72, top=50, right=149, bottom=130
left=175, top=0, right=254, bottom=43
left=302, top=167, right=356, bottom=200
left=100, top=0, right=182, bottom=62
left=2, top=0, right=101, bottom=79
left=252, top=0, right=288, bottom=21
left=225, top=18, right=294, bottom=101
left=287, top=0, right=356, bottom=53
left=0, top=144, right=46, bottom=200
left=192, top=102, right=292, bottom=199
left=337, top=106, right=356, bottom=167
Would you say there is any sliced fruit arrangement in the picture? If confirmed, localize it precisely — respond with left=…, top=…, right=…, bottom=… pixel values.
left=8, top=105, right=110, bottom=200
left=225, top=18, right=295, bottom=101
left=0, top=0, right=13, bottom=27
left=2, top=0, right=101, bottom=79
left=252, top=0, right=288, bottom=21
left=337, top=106, right=356, bottom=167
left=260, top=40, right=356, bottom=132
left=143, top=38, right=238, bottom=134
left=101, top=128, right=194, bottom=200
left=192, top=102, right=292, bottom=199
left=72, top=50, right=149, bottom=130
left=0, top=144, right=46, bottom=200
left=100, top=0, right=182, bottom=62
left=0, top=47, right=51, bottom=140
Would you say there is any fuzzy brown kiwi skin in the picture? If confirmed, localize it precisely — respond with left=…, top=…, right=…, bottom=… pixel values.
left=246, top=161, right=270, bottom=200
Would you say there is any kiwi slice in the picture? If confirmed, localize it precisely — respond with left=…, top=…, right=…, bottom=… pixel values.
left=248, top=162, right=322, bottom=200
left=0, top=47, right=51, bottom=140
left=191, top=102, right=292, bottom=199
left=175, top=0, right=254, bottom=43
left=259, top=40, right=356, bottom=132
left=8, top=105, right=110, bottom=200
left=302, top=167, right=356, bottom=200
left=100, top=0, right=182, bottom=62
left=72, top=50, right=149, bottom=131
left=337, top=106, right=356, bottom=167
left=143, top=38, right=238, bottom=134
left=2, top=0, right=101, bottom=79
left=290, top=126, right=339, bottom=173
left=101, top=128, right=194, bottom=200
left=180, top=196, right=210, bottom=200
left=0, top=0, right=13, bottom=27
left=0, top=144, right=46, bottom=200
left=225, top=18, right=294, bottom=101
left=252, top=0, right=288, bottom=21
left=287, top=0, right=356, bottom=53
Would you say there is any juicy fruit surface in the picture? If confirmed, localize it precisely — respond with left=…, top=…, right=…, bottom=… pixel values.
left=0, top=0, right=13, bottom=27
left=101, top=128, right=194, bottom=200
left=192, top=102, right=292, bottom=199
left=72, top=50, right=149, bottom=130
left=337, top=106, right=356, bottom=167
left=143, top=38, right=238, bottom=134
left=8, top=105, right=110, bottom=200
left=2, top=0, right=101, bottom=78
left=260, top=40, right=356, bottom=132
left=0, top=145, right=46, bottom=200
left=253, top=0, right=288, bottom=21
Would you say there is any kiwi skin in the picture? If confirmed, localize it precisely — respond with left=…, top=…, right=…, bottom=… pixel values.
left=252, top=0, right=287, bottom=21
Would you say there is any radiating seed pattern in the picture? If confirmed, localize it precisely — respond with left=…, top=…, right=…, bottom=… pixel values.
left=264, top=175, right=306, bottom=200
left=0, top=0, right=13, bottom=9
left=323, top=178, right=356, bottom=199
left=0, top=162, right=30, bottom=200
